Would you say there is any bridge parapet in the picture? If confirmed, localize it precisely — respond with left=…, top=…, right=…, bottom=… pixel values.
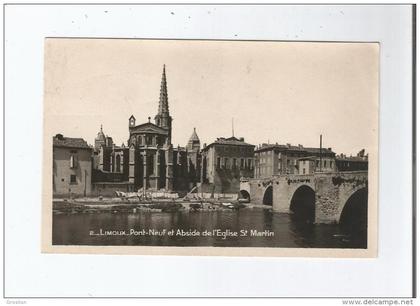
left=242, top=171, right=368, bottom=224
left=314, top=171, right=368, bottom=223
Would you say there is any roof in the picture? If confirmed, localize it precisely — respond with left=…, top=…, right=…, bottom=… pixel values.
left=189, top=128, right=200, bottom=142
left=112, top=145, right=129, bottom=151
left=336, top=156, right=368, bottom=162
left=255, top=143, right=335, bottom=155
left=95, top=125, right=106, bottom=142
left=173, top=146, right=187, bottom=152
left=129, top=122, right=168, bottom=135
left=53, top=134, right=91, bottom=150
left=296, top=156, right=319, bottom=161
left=204, top=136, right=255, bottom=150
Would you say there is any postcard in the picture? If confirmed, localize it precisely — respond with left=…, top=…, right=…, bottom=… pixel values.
left=42, top=38, right=378, bottom=257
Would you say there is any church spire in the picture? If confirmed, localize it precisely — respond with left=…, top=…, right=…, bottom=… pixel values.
left=155, top=64, right=173, bottom=144
left=158, top=64, right=169, bottom=115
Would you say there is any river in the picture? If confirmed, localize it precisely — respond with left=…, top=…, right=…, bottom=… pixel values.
left=52, top=207, right=367, bottom=248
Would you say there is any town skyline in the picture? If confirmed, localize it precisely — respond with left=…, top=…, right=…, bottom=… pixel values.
left=45, top=38, right=378, bottom=156
left=48, top=39, right=373, bottom=252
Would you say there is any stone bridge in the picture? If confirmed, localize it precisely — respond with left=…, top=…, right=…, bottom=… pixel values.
left=240, top=171, right=368, bottom=224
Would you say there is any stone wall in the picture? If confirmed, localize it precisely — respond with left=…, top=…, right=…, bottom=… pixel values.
left=92, top=182, right=133, bottom=197
left=247, top=171, right=368, bottom=224
left=273, top=175, right=315, bottom=213
left=53, top=147, right=92, bottom=196
left=315, top=172, right=368, bottom=223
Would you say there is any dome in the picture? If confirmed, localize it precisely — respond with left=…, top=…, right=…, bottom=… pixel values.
left=95, top=125, right=106, bottom=142
left=189, top=127, right=200, bottom=142
left=187, top=128, right=200, bottom=151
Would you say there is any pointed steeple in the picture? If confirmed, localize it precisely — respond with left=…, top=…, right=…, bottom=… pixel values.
left=158, top=64, right=169, bottom=115
left=187, top=127, right=201, bottom=151
left=190, top=127, right=200, bottom=142
left=94, top=124, right=106, bottom=151
left=155, top=64, right=173, bottom=144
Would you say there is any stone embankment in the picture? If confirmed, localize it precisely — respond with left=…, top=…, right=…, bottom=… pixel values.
left=52, top=197, right=269, bottom=214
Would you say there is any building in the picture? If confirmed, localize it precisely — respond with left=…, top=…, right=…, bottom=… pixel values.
left=254, top=143, right=336, bottom=178
left=94, top=125, right=113, bottom=151
left=55, top=65, right=366, bottom=198
left=89, top=65, right=195, bottom=194
left=186, top=128, right=202, bottom=190
left=335, top=149, right=368, bottom=171
left=296, top=156, right=317, bottom=175
left=53, top=134, right=92, bottom=197
left=201, top=136, right=255, bottom=193
left=127, top=65, right=178, bottom=192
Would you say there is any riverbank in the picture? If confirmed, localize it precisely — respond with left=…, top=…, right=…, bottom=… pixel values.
left=53, top=197, right=272, bottom=214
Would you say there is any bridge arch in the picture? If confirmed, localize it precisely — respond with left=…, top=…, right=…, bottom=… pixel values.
left=339, top=187, right=368, bottom=232
left=239, top=190, right=251, bottom=202
left=337, top=184, right=368, bottom=222
left=262, top=185, right=273, bottom=205
left=289, top=185, right=316, bottom=223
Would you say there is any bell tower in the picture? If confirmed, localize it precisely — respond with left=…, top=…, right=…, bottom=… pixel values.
left=129, top=115, right=136, bottom=128
left=154, top=65, right=173, bottom=144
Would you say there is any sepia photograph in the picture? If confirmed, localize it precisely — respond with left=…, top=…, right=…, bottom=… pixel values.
left=42, top=38, right=378, bottom=255
left=5, top=3, right=415, bottom=300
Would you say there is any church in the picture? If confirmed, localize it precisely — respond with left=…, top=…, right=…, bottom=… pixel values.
left=92, top=65, right=201, bottom=195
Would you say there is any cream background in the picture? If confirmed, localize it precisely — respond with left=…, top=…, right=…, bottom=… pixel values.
left=45, top=39, right=378, bottom=156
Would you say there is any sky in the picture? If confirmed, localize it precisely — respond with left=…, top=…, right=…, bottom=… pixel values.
left=44, top=38, right=378, bottom=155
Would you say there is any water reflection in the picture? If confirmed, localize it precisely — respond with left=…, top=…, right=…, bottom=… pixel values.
left=53, top=208, right=367, bottom=248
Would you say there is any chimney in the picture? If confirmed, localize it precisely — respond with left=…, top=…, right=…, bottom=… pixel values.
left=239, top=137, right=244, bottom=142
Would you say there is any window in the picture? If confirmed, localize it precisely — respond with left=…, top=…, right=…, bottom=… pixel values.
left=116, top=155, right=121, bottom=173
left=70, top=175, right=77, bottom=184
left=70, top=155, right=77, bottom=169
left=147, top=155, right=154, bottom=176
left=233, top=158, right=237, bottom=169
left=330, top=161, right=333, bottom=168
left=316, top=160, right=320, bottom=168
left=240, top=158, right=244, bottom=169
left=224, top=158, right=229, bottom=169
left=324, top=160, right=327, bottom=167
left=303, top=168, right=306, bottom=174
left=217, top=157, right=221, bottom=169
left=248, top=159, right=253, bottom=170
